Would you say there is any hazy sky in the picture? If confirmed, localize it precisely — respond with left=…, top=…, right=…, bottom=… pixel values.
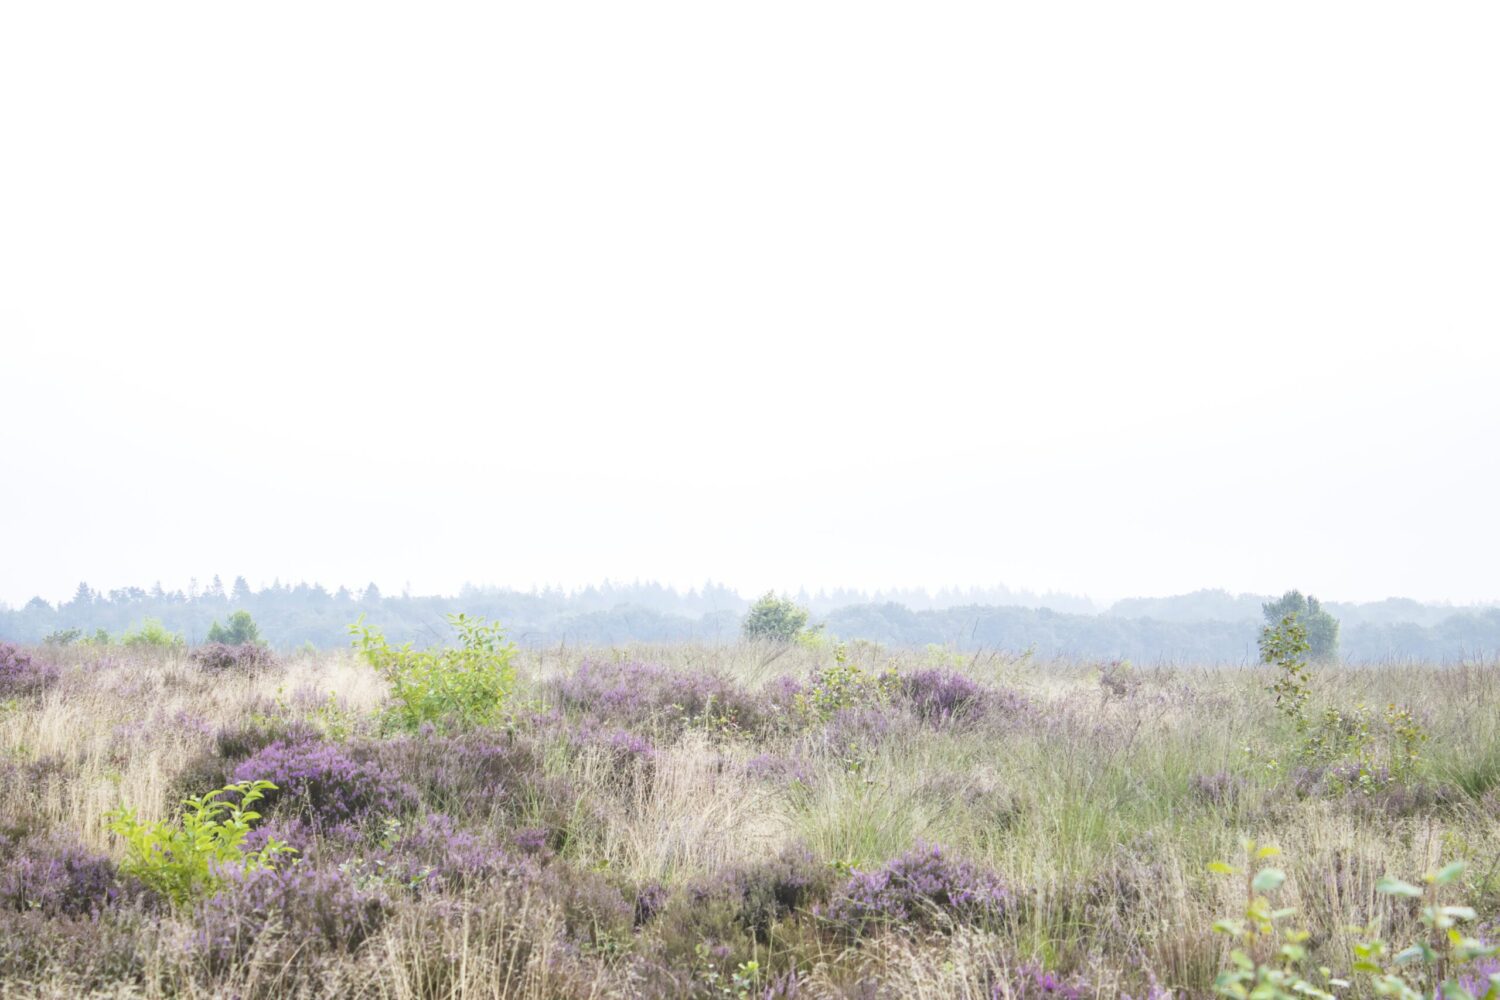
left=4, top=3, right=1498, bottom=609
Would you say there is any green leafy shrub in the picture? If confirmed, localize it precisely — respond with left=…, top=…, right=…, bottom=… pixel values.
left=1353, top=862, right=1498, bottom=998
left=795, top=644, right=897, bottom=722
left=1260, top=613, right=1312, bottom=729
left=120, top=618, right=184, bottom=651
left=1209, top=843, right=1499, bottom=999
left=349, top=613, right=516, bottom=732
left=1299, top=703, right=1429, bottom=788
left=205, top=610, right=262, bottom=647
left=742, top=593, right=814, bottom=643
left=107, top=780, right=294, bottom=908
left=1209, top=840, right=1344, bottom=999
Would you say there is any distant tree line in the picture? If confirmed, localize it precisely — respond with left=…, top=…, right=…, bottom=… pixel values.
left=2, top=579, right=1498, bottom=663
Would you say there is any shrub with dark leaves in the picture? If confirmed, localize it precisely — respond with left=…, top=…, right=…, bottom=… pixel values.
left=212, top=707, right=322, bottom=762
left=189, top=642, right=277, bottom=673
left=0, top=841, right=125, bottom=916
left=1189, top=771, right=1247, bottom=806
left=370, top=732, right=573, bottom=834
left=194, top=863, right=387, bottom=972
left=686, top=842, right=835, bottom=940
left=0, top=643, right=59, bottom=699
left=825, top=842, right=1010, bottom=933
left=633, top=881, right=669, bottom=926
left=230, top=740, right=416, bottom=830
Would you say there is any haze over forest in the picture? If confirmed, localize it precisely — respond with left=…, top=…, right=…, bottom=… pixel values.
left=5, top=5, right=1498, bottom=661
left=5, top=578, right=1498, bottom=664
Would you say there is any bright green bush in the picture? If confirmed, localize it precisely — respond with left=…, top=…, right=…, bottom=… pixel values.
left=120, top=618, right=184, bottom=650
left=107, top=780, right=294, bottom=908
left=349, top=613, right=516, bottom=732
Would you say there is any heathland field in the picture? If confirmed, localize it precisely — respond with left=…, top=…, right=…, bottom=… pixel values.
left=3, top=634, right=1500, bottom=998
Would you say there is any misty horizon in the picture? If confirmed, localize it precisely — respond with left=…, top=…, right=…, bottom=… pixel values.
left=8, top=576, right=1500, bottom=617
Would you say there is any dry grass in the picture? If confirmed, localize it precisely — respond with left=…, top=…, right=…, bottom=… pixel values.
left=2, top=640, right=1499, bottom=997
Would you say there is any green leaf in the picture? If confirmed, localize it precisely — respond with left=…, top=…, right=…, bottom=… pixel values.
left=1252, top=868, right=1286, bottom=893
left=1377, top=876, right=1424, bottom=898
left=1435, top=861, right=1466, bottom=886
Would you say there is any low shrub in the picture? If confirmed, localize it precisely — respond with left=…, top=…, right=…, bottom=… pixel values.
left=0, top=840, right=125, bottom=916
left=120, top=618, right=184, bottom=651
left=1190, top=771, right=1248, bottom=806
left=194, top=863, right=387, bottom=972
left=369, top=731, right=572, bottom=834
left=381, top=813, right=526, bottom=891
left=795, top=645, right=898, bottom=722
left=0, top=909, right=157, bottom=991
left=213, top=712, right=322, bottom=761
left=686, top=842, right=835, bottom=940
left=896, top=668, right=997, bottom=724
left=229, top=740, right=416, bottom=832
left=0, top=643, right=59, bottom=699
left=190, top=642, right=277, bottom=672
left=551, top=659, right=763, bottom=736
left=108, top=780, right=294, bottom=908
left=825, top=842, right=1011, bottom=934
left=351, top=613, right=517, bottom=732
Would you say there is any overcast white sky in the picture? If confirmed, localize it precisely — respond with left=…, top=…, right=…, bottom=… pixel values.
left=3, top=3, right=1498, bottom=609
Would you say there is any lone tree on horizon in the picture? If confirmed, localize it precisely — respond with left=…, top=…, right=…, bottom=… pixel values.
left=1262, top=590, right=1339, bottom=660
left=741, top=592, right=813, bottom=643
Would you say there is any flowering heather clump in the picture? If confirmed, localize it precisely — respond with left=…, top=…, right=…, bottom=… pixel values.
left=815, top=705, right=901, bottom=762
left=588, top=726, right=657, bottom=762
left=897, top=668, right=990, bottom=724
left=740, top=752, right=813, bottom=788
left=552, top=659, right=763, bottom=735
left=1189, top=771, right=1247, bottom=806
left=194, top=863, right=387, bottom=971
left=384, top=813, right=528, bottom=891
left=511, top=826, right=553, bottom=857
left=688, top=842, right=835, bottom=939
left=990, top=963, right=1094, bottom=999
left=0, top=643, right=59, bottom=699
left=763, top=674, right=808, bottom=719
left=1457, top=923, right=1500, bottom=996
left=213, top=711, right=322, bottom=761
left=189, top=642, right=277, bottom=673
left=0, top=841, right=125, bottom=916
left=825, top=843, right=1010, bottom=933
left=371, top=732, right=573, bottom=831
left=0, top=909, right=156, bottom=989
left=230, top=740, right=415, bottom=830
